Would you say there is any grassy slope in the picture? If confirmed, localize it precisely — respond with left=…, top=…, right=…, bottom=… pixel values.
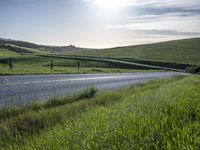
left=0, top=39, right=89, bottom=53
left=1, top=75, right=200, bottom=149
left=6, top=44, right=49, bottom=53
left=0, top=48, right=18, bottom=58
left=0, top=55, right=157, bottom=75
left=70, top=38, right=200, bottom=65
left=1, top=37, right=200, bottom=74
left=0, top=66, right=156, bottom=75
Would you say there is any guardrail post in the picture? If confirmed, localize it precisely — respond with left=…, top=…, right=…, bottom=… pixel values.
left=78, top=60, right=80, bottom=70
left=51, top=60, right=53, bottom=70
left=9, top=57, right=12, bottom=70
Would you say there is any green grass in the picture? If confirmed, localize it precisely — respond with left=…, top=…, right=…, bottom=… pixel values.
left=0, top=75, right=200, bottom=149
left=2, top=38, right=199, bottom=73
left=5, top=44, right=49, bottom=53
left=0, top=55, right=158, bottom=75
left=0, top=87, right=98, bottom=121
left=69, top=38, right=200, bottom=65
left=0, top=66, right=157, bottom=75
left=0, top=44, right=49, bottom=56
left=1, top=54, right=132, bottom=67
left=0, top=48, right=18, bottom=58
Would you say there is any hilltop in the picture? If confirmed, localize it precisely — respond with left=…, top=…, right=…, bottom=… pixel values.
left=0, top=38, right=91, bottom=54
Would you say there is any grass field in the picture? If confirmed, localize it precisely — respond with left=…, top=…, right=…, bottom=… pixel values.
left=0, top=66, right=157, bottom=75
left=0, top=75, right=199, bottom=149
left=1, top=38, right=200, bottom=74
left=69, top=38, right=200, bottom=65
left=4, top=44, right=49, bottom=53
left=0, top=48, right=18, bottom=58
left=0, top=55, right=157, bottom=75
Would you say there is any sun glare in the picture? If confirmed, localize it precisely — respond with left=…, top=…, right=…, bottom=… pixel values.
left=93, top=0, right=130, bottom=9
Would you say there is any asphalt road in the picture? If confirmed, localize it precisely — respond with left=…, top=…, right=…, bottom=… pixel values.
left=0, top=72, right=186, bottom=106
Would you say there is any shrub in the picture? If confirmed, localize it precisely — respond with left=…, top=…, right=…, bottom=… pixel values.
left=76, top=86, right=98, bottom=100
left=185, top=65, right=200, bottom=74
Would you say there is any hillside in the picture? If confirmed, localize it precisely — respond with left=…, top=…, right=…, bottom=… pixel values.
left=0, top=38, right=90, bottom=54
left=1, top=37, right=200, bottom=66
left=71, top=38, right=200, bottom=65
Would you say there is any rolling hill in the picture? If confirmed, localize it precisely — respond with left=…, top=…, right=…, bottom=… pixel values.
left=1, top=37, right=200, bottom=66
left=70, top=38, right=200, bottom=65
left=0, top=38, right=91, bottom=54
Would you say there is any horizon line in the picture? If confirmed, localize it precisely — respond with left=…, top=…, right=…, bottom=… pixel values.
left=1, top=36, right=199, bottom=49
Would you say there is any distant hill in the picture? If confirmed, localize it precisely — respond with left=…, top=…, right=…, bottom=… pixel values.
left=0, top=38, right=91, bottom=53
left=70, top=38, right=200, bottom=65
left=1, top=37, right=200, bottom=65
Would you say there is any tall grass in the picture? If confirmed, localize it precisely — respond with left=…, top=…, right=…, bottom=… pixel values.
left=0, top=87, right=97, bottom=121
left=1, top=76, right=200, bottom=149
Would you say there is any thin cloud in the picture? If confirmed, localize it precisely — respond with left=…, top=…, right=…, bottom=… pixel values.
left=1, top=0, right=200, bottom=47
left=132, top=29, right=200, bottom=36
left=82, top=0, right=200, bottom=7
left=103, top=0, right=200, bottom=38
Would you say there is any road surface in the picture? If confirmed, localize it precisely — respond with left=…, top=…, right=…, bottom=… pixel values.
left=0, top=72, right=187, bottom=106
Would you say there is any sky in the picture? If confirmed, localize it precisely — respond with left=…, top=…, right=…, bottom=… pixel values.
left=0, top=0, right=200, bottom=48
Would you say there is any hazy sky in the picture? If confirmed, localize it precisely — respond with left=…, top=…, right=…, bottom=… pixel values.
left=1, top=0, right=200, bottom=48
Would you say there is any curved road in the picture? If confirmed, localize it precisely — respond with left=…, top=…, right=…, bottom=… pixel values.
left=0, top=72, right=187, bottom=106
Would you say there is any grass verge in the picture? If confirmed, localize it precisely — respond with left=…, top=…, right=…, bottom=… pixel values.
left=0, top=87, right=98, bottom=121
left=0, top=75, right=200, bottom=149
left=0, top=66, right=159, bottom=75
left=0, top=54, right=160, bottom=75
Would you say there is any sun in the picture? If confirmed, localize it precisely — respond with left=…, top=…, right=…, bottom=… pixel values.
left=93, top=0, right=129, bottom=8
left=85, top=0, right=133, bottom=15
